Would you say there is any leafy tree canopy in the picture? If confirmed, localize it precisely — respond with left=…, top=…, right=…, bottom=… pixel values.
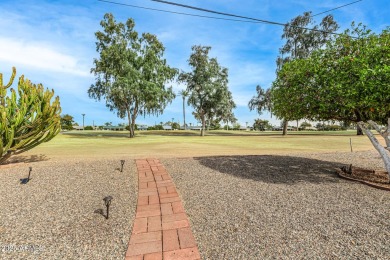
left=271, top=23, right=390, bottom=125
left=61, top=114, right=75, bottom=130
left=89, top=13, right=177, bottom=138
left=179, top=45, right=236, bottom=136
left=253, top=119, right=272, bottom=131
left=248, top=85, right=272, bottom=116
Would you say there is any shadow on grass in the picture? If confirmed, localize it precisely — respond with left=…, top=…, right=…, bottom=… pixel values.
left=194, top=155, right=347, bottom=185
left=62, top=130, right=201, bottom=138
left=62, top=130, right=358, bottom=138
left=62, top=132, right=131, bottom=138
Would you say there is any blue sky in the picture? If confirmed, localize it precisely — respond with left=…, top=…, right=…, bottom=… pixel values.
left=1, top=0, right=389, bottom=127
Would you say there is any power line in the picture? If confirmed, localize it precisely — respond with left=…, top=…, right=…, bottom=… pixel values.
left=97, top=0, right=268, bottom=24
left=149, top=0, right=357, bottom=38
left=98, top=0, right=359, bottom=38
left=311, top=0, right=363, bottom=17
left=150, top=0, right=288, bottom=26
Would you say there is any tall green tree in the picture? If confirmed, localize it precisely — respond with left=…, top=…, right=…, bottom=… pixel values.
left=0, top=68, right=61, bottom=164
left=179, top=45, right=236, bottom=136
left=271, top=24, right=390, bottom=180
left=276, top=12, right=339, bottom=135
left=60, top=114, right=75, bottom=130
left=89, top=13, right=177, bottom=138
left=253, top=119, right=271, bottom=131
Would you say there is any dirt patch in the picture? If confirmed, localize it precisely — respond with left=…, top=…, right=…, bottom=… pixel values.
left=338, top=165, right=390, bottom=190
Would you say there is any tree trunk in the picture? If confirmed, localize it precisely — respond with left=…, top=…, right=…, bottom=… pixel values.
left=368, top=119, right=390, bottom=148
left=182, top=97, right=186, bottom=130
left=127, top=109, right=135, bottom=138
left=356, top=124, right=363, bottom=135
left=200, top=115, right=205, bottom=136
left=282, top=120, right=288, bottom=136
left=358, top=121, right=390, bottom=182
left=355, top=111, right=364, bottom=135
left=127, top=110, right=132, bottom=138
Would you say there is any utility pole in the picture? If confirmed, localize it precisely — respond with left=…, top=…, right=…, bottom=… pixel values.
left=82, top=114, right=85, bottom=130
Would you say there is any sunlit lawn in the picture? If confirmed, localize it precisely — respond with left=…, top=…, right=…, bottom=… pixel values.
left=19, top=130, right=376, bottom=162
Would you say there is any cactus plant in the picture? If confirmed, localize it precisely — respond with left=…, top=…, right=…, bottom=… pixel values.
left=0, top=67, right=61, bottom=164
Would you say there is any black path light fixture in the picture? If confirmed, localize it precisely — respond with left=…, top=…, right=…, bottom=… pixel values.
left=103, top=196, right=113, bottom=219
left=20, top=167, right=32, bottom=184
left=120, top=160, right=125, bottom=172
left=28, top=167, right=32, bottom=180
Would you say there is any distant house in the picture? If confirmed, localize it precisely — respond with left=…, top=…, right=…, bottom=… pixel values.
left=188, top=126, right=202, bottom=131
left=272, top=126, right=294, bottom=131
left=138, top=125, right=148, bottom=131
left=239, top=125, right=249, bottom=131
left=162, top=125, right=172, bottom=130
left=73, top=125, right=84, bottom=130
left=102, top=125, right=126, bottom=131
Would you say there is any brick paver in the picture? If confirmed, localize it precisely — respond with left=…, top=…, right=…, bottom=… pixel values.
left=125, top=159, right=200, bottom=260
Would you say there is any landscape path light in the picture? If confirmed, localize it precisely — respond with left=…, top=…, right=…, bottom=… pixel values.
left=28, top=167, right=32, bottom=180
left=103, top=196, right=113, bottom=219
left=120, top=160, right=125, bottom=172
left=20, top=167, right=32, bottom=184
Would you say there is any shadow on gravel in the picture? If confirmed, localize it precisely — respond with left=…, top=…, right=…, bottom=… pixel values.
left=6, top=154, right=48, bottom=164
left=94, top=208, right=106, bottom=219
left=194, top=155, right=346, bottom=185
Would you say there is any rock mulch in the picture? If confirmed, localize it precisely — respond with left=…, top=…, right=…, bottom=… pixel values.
left=0, top=159, right=137, bottom=260
left=126, top=158, right=200, bottom=260
left=163, top=151, right=390, bottom=260
left=1, top=150, right=389, bottom=259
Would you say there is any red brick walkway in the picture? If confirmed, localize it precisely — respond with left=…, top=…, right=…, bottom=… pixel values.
left=125, top=158, right=201, bottom=260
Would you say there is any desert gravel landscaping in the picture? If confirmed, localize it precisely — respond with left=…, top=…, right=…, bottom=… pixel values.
left=1, top=131, right=390, bottom=259
left=0, top=159, right=137, bottom=260
left=163, top=151, right=390, bottom=259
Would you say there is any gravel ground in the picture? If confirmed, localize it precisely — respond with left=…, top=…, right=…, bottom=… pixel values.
left=0, top=158, right=137, bottom=260
left=163, top=150, right=390, bottom=260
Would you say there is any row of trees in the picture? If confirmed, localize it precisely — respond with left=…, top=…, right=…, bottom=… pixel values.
left=90, top=13, right=236, bottom=138
left=88, top=13, right=390, bottom=178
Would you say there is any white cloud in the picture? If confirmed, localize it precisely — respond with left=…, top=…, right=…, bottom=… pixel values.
left=0, top=37, right=89, bottom=77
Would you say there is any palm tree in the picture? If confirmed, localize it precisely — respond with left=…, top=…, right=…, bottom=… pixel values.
left=178, top=90, right=189, bottom=130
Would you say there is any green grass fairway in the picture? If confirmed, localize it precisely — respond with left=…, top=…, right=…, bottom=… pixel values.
left=17, top=130, right=377, bottom=162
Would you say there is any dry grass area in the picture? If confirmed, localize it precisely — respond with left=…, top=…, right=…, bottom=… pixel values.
left=11, top=130, right=377, bottom=163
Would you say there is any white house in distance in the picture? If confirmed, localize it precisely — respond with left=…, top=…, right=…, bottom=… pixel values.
left=138, top=125, right=148, bottom=130
left=72, top=125, right=84, bottom=130
left=102, top=125, right=126, bottom=131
